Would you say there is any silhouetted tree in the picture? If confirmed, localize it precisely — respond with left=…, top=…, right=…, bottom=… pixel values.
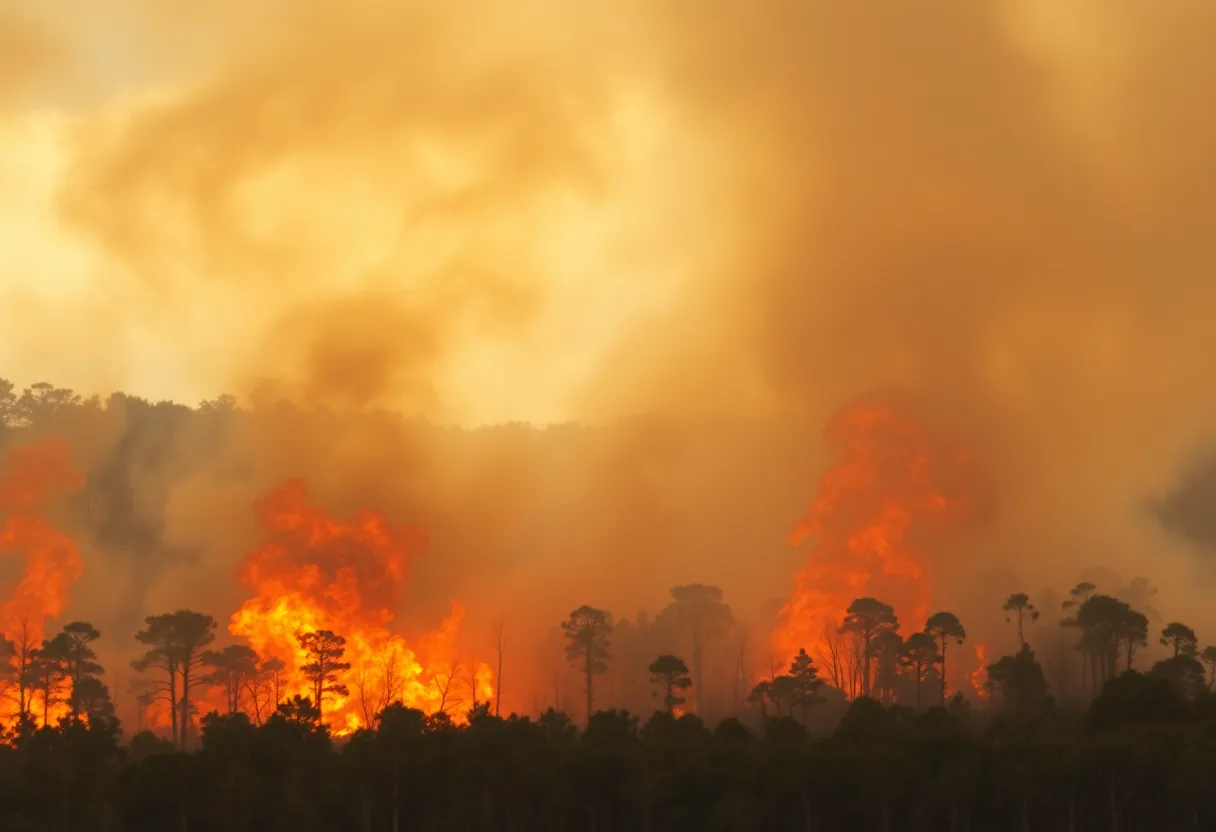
left=1118, top=607, right=1150, bottom=671
left=204, top=644, right=260, bottom=715
left=7, top=619, right=39, bottom=723
left=1150, top=654, right=1207, bottom=698
left=786, top=648, right=824, bottom=725
left=297, top=629, right=351, bottom=721
left=0, top=378, right=16, bottom=428
left=747, top=679, right=772, bottom=718
left=1061, top=579, right=1100, bottom=698
left=1160, top=621, right=1198, bottom=657
left=769, top=674, right=797, bottom=717
left=987, top=645, right=1049, bottom=714
left=1062, top=581, right=1097, bottom=610
left=1068, top=594, right=1148, bottom=690
left=1003, top=592, right=1040, bottom=649
left=563, top=606, right=613, bottom=722
left=869, top=629, right=904, bottom=706
left=41, top=621, right=104, bottom=725
left=925, top=611, right=967, bottom=706
left=15, top=381, right=81, bottom=426
left=28, top=643, right=67, bottom=726
left=1201, top=646, right=1216, bottom=688
left=130, top=610, right=216, bottom=750
left=901, top=632, right=940, bottom=710
left=841, top=597, right=898, bottom=698
left=659, top=584, right=733, bottom=714
left=492, top=615, right=505, bottom=717
left=71, top=675, right=118, bottom=730
left=648, top=654, right=692, bottom=713
left=244, top=656, right=288, bottom=724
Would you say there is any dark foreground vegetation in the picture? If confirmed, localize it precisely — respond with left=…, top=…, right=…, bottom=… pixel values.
left=0, top=672, right=1215, bottom=831
left=5, top=385, right=1216, bottom=831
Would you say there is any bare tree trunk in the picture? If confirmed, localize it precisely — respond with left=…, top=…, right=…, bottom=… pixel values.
left=862, top=630, right=872, bottom=697
left=940, top=639, right=949, bottom=706
left=585, top=647, right=594, bottom=723
left=180, top=662, right=192, bottom=751
left=169, top=665, right=179, bottom=748
left=733, top=628, right=749, bottom=713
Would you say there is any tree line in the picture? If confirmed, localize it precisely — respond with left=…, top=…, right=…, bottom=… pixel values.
left=1, top=610, right=369, bottom=754
left=2, top=575, right=1216, bottom=829
left=7, top=649, right=1216, bottom=829
left=560, top=581, right=1216, bottom=725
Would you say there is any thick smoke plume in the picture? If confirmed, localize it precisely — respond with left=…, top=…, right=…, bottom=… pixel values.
left=1, top=1, right=1216, bottom=721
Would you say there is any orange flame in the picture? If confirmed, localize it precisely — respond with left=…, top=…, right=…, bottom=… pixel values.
left=0, top=439, right=85, bottom=728
left=226, top=480, right=493, bottom=734
left=772, top=392, right=990, bottom=695
left=969, top=643, right=990, bottom=700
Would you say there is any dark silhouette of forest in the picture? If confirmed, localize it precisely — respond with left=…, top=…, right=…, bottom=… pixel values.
left=4, top=379, right=1216, bottom=830
left=3, top=586, right=1216, bottom=830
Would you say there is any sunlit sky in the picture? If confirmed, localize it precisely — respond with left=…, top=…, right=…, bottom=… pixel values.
left=0, top=2, right=1146, bottom=424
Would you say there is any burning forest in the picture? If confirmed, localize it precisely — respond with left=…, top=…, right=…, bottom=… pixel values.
left=226, top=479, right=494, bottom=734
left=125, top=479, right=496, bottom=743
left=0, top=431, right=496, bottom=742
left=0, top=438, right=86, bottom=730
left=5, top=0, right=1216, bottom=826
left=0, top=384, right=1215, bottom=829
left=0, top=383, right=1196, bottom=742
left=772, top=391, right=995, bottom=702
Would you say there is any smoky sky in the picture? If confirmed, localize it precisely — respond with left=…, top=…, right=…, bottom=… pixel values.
left=3, top=1, right=1216, bottom=715
left=1157, top=453, right=1216, bottom=554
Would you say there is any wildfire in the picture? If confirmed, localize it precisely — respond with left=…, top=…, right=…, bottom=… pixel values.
left=969, top=643, right=990, bottom=699
left=227, top=480, right=493, bottom=734
left=0, top=438, right=85, bottom=728
left=772, top=392, right=991, bottom=696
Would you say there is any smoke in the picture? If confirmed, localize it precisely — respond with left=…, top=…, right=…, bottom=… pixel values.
left=2, top=1, right=1216, bottom=716
left=1156, top=452, right=1216, bottom=555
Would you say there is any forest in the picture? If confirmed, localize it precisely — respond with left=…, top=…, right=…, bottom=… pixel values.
left=7, top=0, right=1216, bottom=826
left=3, top=584, right=1216, bottom=831
left=2, top=380, right=1216, bottom=831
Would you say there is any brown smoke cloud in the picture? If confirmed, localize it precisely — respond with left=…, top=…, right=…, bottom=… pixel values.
left=0, top=6, right=59, bottom=109
left=3, top=0, right=1216, bottom=715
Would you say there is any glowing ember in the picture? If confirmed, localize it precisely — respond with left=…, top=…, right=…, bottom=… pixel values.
left=772, top=392, right=990, bottom=696
left=227, top=480, right=493, bottom=734
left=969, top=643, right=990, bottom=699
left=0, top=439, right=85, bottom=728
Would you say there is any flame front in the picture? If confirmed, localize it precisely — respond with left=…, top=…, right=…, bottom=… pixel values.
left=0, top=439, right=85, bottom=727
left=228, top=480, right=493, bottom=734
left=772, top=392, right=990, bottom=696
